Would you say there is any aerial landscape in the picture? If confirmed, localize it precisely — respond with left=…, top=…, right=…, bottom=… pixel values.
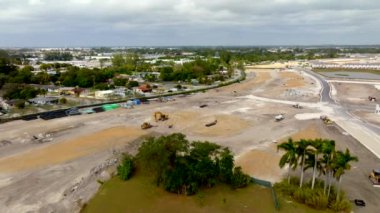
left=1, top=1, right=380, bottom=213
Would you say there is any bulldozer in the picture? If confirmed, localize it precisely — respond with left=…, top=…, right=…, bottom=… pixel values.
left=141, top=122, right=153, bottom=130
left=292, top=103, right=303, bottom=109
left=320, top=115, right=333, bottom=124
left=154, top=112, right=169, bottom=122
left=369, top=169, right=380, bottom=185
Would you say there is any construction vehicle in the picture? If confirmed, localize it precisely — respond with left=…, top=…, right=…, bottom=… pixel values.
left=369, top=169, right=380, bottom=185
left=292, top=103, right=303, bottom=109
left=354, top=199, right=366, bottom=207
left=320, top=115, right=333, bottom=124
left=141, top=122, right=153, bottom=130
left=154, top=112, right=169, bottom=122
left=368, top=96, right=377, bottom=102
left=275, top=114, right=285, bottom=122
left=205, top=120, right=217, bottom=127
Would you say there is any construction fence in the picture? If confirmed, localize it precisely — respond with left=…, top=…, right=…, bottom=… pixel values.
left=251, top=177, right=280, bottom=210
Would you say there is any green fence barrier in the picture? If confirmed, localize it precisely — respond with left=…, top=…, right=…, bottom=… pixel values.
left=252, top=177, right=280, bottom=210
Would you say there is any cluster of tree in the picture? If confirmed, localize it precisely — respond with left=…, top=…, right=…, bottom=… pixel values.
left=159, top=58, right=221, bottom=82
left=58, top=66, right=113, bottom=88
left=123, top=133, right=251, bottom=195
left=2, top=84, right=45, bottom=100
left=43, top=51, right=73, bottom=61
left=277, top=138, right=358, bottom=210
left=111, top=53, right=152, bottom=73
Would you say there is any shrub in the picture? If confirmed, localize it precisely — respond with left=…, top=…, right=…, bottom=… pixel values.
left=275, top=177, right=351, bottom=212
left=59, top=98, right=67, bottom=104
left=273, top=181, right=297, bottom=196
left=331, top=199, right=352, bottom=212
left=305, top=190, right=328, bottom=210
left=15, top=100, right=25, bottom=109
left=117, top=154, right=135, bottom=181
left=231, top=167, right=251, bottom=189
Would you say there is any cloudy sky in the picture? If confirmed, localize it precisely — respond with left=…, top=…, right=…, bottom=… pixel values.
left=0, top=0, right=379, bottom=47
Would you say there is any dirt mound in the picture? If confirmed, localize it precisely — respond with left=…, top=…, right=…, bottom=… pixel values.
left=236, top=146, right=283, bottom=182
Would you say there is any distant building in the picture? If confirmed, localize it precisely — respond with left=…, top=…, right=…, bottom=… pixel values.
left=95, top=90, right=114, bottom=99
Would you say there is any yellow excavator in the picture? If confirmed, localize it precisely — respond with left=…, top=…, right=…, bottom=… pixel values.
left=141, top=122, right=153, bottom=129
left=154, top=112, right=169, bottom=122
left=320, top=115, right=333, bottom=124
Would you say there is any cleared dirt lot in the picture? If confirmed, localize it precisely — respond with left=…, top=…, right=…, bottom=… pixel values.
left=247, top=68, right=319, bottom=102
left=0, top=67, right=379, bottom=212
left=332, top=82, right=380, bottom=126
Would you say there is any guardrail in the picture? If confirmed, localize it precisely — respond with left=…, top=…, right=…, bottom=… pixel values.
left=0, top=69, right=246, bottom=124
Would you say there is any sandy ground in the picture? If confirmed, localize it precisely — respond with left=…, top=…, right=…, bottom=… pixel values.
left=332, top=82, right=380, bottom=105
left=246, top=61, right=303, bottom=69
left=236, top=122, right=324, bottom=183
left=246, top=68, right=319, bottom=102
left=332, top=82, right=380, bottom=126
left=0, top=65, right=379, bottom=213
left=0, top=126, right=145, bottom=173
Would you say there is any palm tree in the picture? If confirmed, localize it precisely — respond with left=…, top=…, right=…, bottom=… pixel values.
left=320, top=140, right=336, bottom=195
left=296, top=139, right=311, bottom=188
left=309, top=139, right=324, bottom=189
left=277, top=138, right=298, bottom=184
left=333, top=149, right=358, bottom=201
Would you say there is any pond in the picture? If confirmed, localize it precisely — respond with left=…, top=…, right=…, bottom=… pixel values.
left=320, top=71, right=380, bottom=80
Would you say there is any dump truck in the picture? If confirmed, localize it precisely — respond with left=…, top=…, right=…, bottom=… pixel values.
left=141, top=122, right=153, bottom=130
left=154, top=112, right=169, bottom=122
left=320, top=115, right=333, bottom=124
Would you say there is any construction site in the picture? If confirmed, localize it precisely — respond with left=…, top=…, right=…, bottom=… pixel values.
left=0, top=63, right=380, bottom=212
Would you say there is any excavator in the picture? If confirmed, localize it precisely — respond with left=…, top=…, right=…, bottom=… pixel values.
left=320, top=115, right=333, bottom=124
left=154, top=112, right=169, bottom=122
left=141, top=122, right=153, bottom=129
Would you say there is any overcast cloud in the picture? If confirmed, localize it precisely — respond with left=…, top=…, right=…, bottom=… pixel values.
left=0, top=0, right=379, bottom=47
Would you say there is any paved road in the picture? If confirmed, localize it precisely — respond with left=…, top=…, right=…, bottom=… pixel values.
left=297, top=68, right=335, bottom=103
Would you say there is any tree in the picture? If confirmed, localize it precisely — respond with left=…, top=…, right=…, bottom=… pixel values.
left=32, top=72, right=51, bottom=85
left=118, top=154, right=135, bottom=181
left=135, top=133, right=250, bottom=195
left=333, top=149, right=358, bottom=201
left=277, top=138, right=298, bottom=184
left=296, top=139, right=311, bottom=188
left=309, top=139, right=323, bottom=189
left=231, top=167, right=251, bottom=189
left=320, top=140, right=336, bottom=196
left=128, top=81, right=139, bottom=88
left=111, top=53, right=126, bottom=67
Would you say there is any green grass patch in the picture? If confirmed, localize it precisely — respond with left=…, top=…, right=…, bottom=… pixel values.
left=82, top=173, right=324, bottom=213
